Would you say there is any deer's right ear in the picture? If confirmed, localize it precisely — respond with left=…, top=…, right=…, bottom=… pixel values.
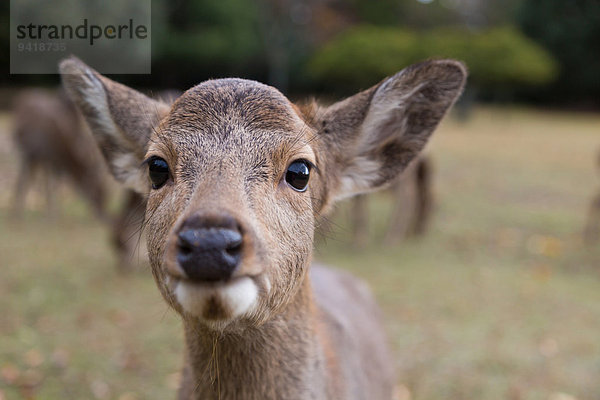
left=314, top=59, right=466, bottom=204
left=59, top=57, right=170, bottom=193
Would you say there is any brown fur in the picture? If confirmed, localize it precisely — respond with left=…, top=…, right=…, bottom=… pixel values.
left=60, top=57, right=466, bottom=399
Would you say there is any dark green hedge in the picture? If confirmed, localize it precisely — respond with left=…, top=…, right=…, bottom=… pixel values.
left=308, top=25, right=558, bottom=92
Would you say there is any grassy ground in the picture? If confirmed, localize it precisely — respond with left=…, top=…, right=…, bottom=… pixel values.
left=1, top=107, right=600, bottom=400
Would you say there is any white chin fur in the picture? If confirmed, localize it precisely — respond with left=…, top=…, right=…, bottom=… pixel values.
left=174, top=277, right=258, bottom=321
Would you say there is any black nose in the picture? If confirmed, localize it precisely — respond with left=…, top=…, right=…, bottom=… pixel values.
left=176, top=216, right=243, bottom=282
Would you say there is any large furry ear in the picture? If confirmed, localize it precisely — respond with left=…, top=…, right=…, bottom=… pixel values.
left=59, top=57, right=170, bottom=193
left=315, top=59, right=466, bottom=202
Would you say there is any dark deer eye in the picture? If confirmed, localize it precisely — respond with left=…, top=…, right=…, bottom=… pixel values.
left=148, top=157, right=170, bottom=189
left=285, top=160, right=311, bottom=192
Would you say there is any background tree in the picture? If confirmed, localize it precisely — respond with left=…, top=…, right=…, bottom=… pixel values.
left=0, top=0, right=598, bottom=108
left=308, top=25, right=557, bottom=98
left=517, top=0, right=600, bottom=107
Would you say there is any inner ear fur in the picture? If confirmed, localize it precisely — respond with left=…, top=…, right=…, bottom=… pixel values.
left=311, top=59, right=467, bottom=203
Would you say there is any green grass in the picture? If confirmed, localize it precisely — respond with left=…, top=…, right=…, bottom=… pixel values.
left=2, top=107, right=600, bottom=399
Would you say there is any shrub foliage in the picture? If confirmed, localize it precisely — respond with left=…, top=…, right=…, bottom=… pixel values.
left=308, top=25, right=558, bottom=93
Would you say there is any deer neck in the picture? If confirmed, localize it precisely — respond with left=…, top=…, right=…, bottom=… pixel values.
left=178, top=277, right=334, bottom=400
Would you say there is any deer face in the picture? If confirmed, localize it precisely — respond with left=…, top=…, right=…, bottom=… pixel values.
left=143, top=80, right=321, bottom=327
left=60, top=58, right=466, bottom=330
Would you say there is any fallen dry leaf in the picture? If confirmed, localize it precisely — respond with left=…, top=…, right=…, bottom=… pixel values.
left=51, top=348, right=70, bottom=369
left=526, top=235, right=563, bottom=258
left=0, top=363, right=21, bottom=384
left=118, top=392, right=139, bottom=400
left=393, top=384, right=411, bottom=400
left=165, top=371, right=181, bottom=390
left=108, top=309, right=132, bottom=327
left=531, top=264, right=552, bottom=282
left=24, top=349, right=44, bottom=368
left=549, top=393, right=577, bottom=400
left=539, top=337, right=559, bottom=358
left=90, top=379, right=111, bottom=399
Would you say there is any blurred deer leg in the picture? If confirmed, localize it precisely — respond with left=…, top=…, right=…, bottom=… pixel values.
left=351, top=194, right=369, bottom=247
left=111, top=190, right=147, bottom=272
left=408, top=157, right=433, bottom=237
left=43, top=170, right=58, bottom=218
left=384, top=178, right=410, bottom=245
left=81, top=179, right=109, bottom=223
left=583, top=192, right=600, bottom=246
left=13, top=159, right=33, bottom=218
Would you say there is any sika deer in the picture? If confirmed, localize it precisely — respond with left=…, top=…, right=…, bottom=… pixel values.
left=12, top=88, right=107, bottom=219
left=60, top=57, right=466, bottom=399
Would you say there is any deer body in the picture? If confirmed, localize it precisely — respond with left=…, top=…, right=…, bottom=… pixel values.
left=60, top=57, right=466, bottom=399
left=12, top=89, right=107, bottom=218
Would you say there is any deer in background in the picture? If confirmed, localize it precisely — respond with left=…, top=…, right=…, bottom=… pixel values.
left=12, top=88, right=108, bottom=219
left=61, top=57, right=466, bottom=399
left=11, top=88, right=148, bottom=271
left=350, top=155, right=433, bottom=247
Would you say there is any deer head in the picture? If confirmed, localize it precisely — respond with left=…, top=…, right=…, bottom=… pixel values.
left=60, top=57, right=466, bottom=331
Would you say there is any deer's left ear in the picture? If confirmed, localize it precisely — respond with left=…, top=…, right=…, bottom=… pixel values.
left=314, top=59, right=466, bottom=203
